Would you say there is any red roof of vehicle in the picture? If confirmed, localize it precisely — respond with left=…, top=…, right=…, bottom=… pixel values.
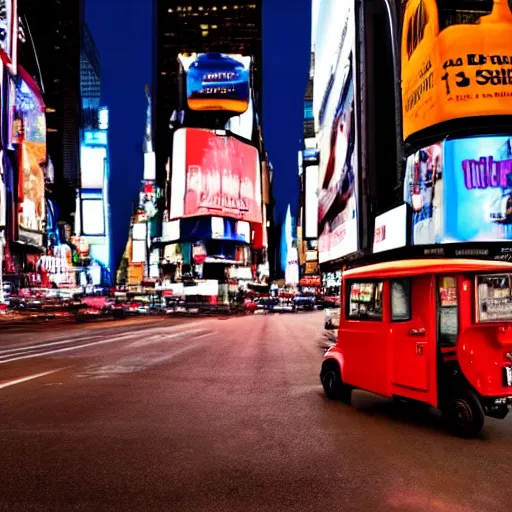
left=343, top=259, right=512, bottom=280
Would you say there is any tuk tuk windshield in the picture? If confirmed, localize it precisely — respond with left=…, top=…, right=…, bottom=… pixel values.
left=476, top=273, right=512, bottom=322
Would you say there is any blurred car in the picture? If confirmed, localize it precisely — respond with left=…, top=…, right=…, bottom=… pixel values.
left=294, top=296, right=316, bottom=311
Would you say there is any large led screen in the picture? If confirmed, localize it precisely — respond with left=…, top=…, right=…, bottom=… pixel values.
left=16, top=74, right=46, bottom=235
left=170, top=128, right=262, bottom=224
left=80, top=146, right=106, bottom=189
left=404, top=135, right=512, bottom=244
left=305, top=165, right=319, bottom=239
left=82, top=198, right=105, bottom=236
left=179, top=53, right=251, bottom=114
left=316, top=4, right=359, bottom=263
left=401, top=0, right=512, bottom=141
left=0, top=0, right=17, bottom=72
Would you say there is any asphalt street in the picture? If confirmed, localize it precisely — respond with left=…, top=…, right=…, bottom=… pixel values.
left=0, top=311, right=511, bottom=512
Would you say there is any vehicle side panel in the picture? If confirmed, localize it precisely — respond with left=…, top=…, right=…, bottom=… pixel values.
left=340, top=281, right=391, bottom=396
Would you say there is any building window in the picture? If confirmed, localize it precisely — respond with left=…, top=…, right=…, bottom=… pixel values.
left=391, top=279, right=411, bottom=322
left=347, top=282, right=384, bottom=320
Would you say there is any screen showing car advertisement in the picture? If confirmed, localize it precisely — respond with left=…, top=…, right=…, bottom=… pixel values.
left=316, top=4, right=358, bottom=263
left=404, top=135, right=512, bottom=244
left=179, top=53, right=251, bottom=114
left=170, top=128, right=262, bottom=224
left=15, top=73, right=46, bottom=238
left=401, top=0, right=512, bottom=141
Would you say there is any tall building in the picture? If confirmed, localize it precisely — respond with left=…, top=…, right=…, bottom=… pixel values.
left=149, top=0, right=269, bottom=297
left=153, top=0, right=262, bottom=188
left=19, top=0, right=84, bottom=222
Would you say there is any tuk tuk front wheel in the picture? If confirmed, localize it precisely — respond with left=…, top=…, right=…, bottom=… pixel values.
left=321, top=363, right=352, bottom=405
left=442, top=391, right=485, bottom=438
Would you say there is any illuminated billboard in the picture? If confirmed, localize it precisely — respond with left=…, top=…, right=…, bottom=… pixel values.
left=179, top=53, right=251, bottom=114
left=373, top=204, right=408, bottom=253
left=15, top=71, right=46, bottom=239
left=82, top=198, right=105, bottom=236
left=401, top=0, right=512, bottom=141
left=0, top=0, right=18, bottom=73
left=225, top=92, right=254, bottom=140
left=404, top=135, right=512, bottom=244
left=304, top=165, right=318, bottom=239
left=80, top=146, right=106, bottom=189
left=316, top=4, right=359, bottom=263
left=170, top=128, right=262, bottom=224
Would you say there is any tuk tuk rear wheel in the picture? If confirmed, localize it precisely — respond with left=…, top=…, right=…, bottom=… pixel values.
left=321, top=363, right=352, bottom=405
left=442, top=391, right=485, bottom=438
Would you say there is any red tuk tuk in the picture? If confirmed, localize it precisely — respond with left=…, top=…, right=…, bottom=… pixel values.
left=321, top=259, right=512, bottom=437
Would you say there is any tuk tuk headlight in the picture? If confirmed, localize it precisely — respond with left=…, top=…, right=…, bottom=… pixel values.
left=506, top=352, right=512, bottom=363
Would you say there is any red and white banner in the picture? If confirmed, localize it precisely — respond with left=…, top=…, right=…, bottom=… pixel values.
left=171, top=128, right=262, bottom=224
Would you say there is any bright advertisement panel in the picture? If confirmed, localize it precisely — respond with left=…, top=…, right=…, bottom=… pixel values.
left=0, top=0, right=18, bottom=73
left=401, top=0, right=512, bottom=141
left=305, top=165, right=319, bottom=239
left=80, top=146, right=106, bottom=189
left=16, top=74, right=46, bottom=236
left=225, top=92, right=254, bottom=140
left=404, top=135, right=512, bottom=243
left=132, top=223, right=147, bottom=241
left=373, top=204, right=408, bottom=253
left=316, top=4, right=358, bottom=263
left=131, top=240, right=146, bottom=263
left=82, top=199, right=105, bottom=236
left=170, top=128, right=262, bottom=224
left=179, top=53, right=251, bottom=114
left=404, top=141, right=443, bottom=244
left=285, top=247, right=299, bottom=286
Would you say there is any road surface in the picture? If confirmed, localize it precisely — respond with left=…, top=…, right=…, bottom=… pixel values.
left=0, top=312, right=511, bottom=511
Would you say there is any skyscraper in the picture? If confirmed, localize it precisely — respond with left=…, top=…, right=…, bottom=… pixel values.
left=153, top=0, right=262, bottom=186
left=19, top=0, right=85, bottom=221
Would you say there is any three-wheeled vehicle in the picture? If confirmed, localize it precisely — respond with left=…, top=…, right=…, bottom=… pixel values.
left=320, top=259, right=512, bottom=437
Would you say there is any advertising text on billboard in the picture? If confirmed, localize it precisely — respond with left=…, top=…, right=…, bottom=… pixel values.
left=170, top=128, right=262, bottom=224
left=15, top=74, right=46, bottom=239
left=401, top=0, right=512, bottom=141
left=373, top=204, right=408, bottom=253
left=404, top=135, right=512, bottom=244
left=179, top=53, right=251, bottom=114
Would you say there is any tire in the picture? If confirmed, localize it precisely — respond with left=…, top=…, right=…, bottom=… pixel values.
left=321, top=362, right=352, bottom=404
left=442, top=390, right=485, bottom=438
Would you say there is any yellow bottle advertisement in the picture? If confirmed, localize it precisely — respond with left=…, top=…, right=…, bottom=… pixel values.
left=401, top=0, right=512, bottom=141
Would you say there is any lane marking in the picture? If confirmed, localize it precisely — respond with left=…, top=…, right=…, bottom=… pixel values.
left=75, top=342, right=205, bottom=379
left=0, top=368, right=66, bottom=390
left=190, top=332, right=216, bottom=341
left=126, top=328, right=211, bottom=348
left=0, top=326, right=214, bottom=365
left=0, top=322, right=206, bottom=355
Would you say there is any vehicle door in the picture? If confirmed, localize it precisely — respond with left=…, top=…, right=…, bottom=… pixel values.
left=343, top=280, right=388, bottom=395
left=390, top=275, right=435, bottom=399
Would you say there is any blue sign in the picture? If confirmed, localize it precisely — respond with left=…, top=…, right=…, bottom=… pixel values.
left=404, top=136, right=512, bottom=244
left=84, top=130, right=107, bottom=147
left=185, top=53, right=250, bottom=114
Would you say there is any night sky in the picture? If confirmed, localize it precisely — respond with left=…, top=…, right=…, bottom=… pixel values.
left=86, top=0, right=311, bottom=271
